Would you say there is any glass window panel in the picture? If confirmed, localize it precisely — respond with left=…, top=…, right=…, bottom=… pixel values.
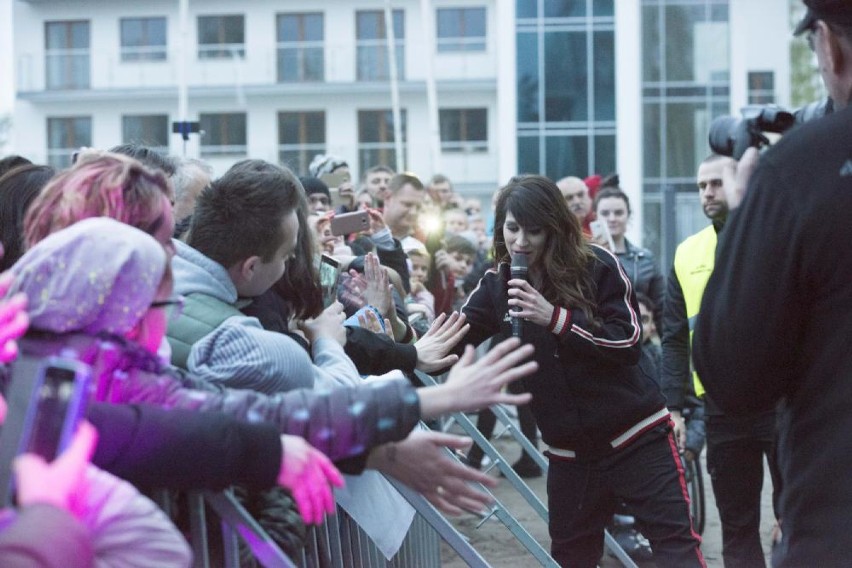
left=544, top=0, right=585, bottom=18
left=358, top=110, right=407, bottom=172
left=45, top=21, right=90, bottom=89
left=464, top=8, right=486, bottom=37
left=516, top=0, right=536, bottom=19
left=436, top=8, right=486, bottom=52
left=664, top=102, right=706, bottom=178
left=516, top=135, right=540, bottom=176
left=642, top=5, right=661, bottom=83
left=277, top=13, right=324, bottom=82
left=122, top=115, right=169, bottom=150
left=199, top=112, right=247, bottom=156
left=278, top=111, right=325, bottom=174
left=544, top=31, right=587, bottom=122
left=356, top=11, right=404, bottom=80
left=663, top=5, right=728, bottom=83
left=593, top=0, right=614, bottom=17
left=439, top=108, right=487, bottom=152
left=47, top=116, right=92, bottom=169
left=121, top=18, right=167, bottom=61
left=593, top=134, right=616, bottom=176
left=545, top=135, right=587, bottom=181
left=711, top=4, right=728, bottom=22
left=517, top=32, right=539, bottom=122
left=198, top=15, right=244, bottom=59
left=71, top=22, right=89, bottom=48
left=643, top=102, right=661, bottom=178
left=593, top=31, right=615, bottom=121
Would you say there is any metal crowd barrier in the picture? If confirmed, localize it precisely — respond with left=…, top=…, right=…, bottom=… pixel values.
left=157, top=365, right=636, bottom=567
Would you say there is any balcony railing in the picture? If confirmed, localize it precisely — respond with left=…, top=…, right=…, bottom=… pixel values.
left=17, top=43, right=496, bottom=94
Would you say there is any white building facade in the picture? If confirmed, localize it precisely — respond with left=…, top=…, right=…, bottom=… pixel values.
left=11, top=0, right=794, bottom=265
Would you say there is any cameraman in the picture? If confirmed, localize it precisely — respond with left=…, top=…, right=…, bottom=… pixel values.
left=693, top=1, right=852, bottom=566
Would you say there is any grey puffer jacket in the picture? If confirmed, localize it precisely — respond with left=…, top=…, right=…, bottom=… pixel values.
left=17, top=332, right=422, bottom=467
left=615, top=239, right=665, bottom=329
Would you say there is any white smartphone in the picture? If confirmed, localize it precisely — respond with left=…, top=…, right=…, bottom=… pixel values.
left=590, top=220, right=616, bottom=251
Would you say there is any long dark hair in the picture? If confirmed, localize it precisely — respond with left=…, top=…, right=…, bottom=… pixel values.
left=493, top=175, right=597, bottom=321
left=272, top=197, right=324, bottom=320
left=0, top=164, right=56, bottom=271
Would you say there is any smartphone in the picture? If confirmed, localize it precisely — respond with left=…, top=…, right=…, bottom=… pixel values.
left=0, top=356, right=93, bottom=505
left=590, top=219, right=616, bottom=251
left=330, top=210, right=369, bottom=236
left=318, top=253, right=341, bottom=308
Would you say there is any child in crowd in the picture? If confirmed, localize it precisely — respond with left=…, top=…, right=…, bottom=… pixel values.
left=443, top=207, right=469, bottom=236
left=405, top=248, right=435, bottom=336
left=429, top=234, right=478, bottom=315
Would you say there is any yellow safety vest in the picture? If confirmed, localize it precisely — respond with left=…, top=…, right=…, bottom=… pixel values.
left=672, top=224, right=717, bottom=399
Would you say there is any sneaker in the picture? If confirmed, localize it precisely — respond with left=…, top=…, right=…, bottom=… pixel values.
left=610, top=527, right=653, bottom=562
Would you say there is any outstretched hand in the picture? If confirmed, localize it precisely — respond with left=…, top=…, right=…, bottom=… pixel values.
left=0, top=271, right=29, bottom=364
left=372, top=431, right=496, bottom=516
left=414, top=312, right=470, bottom=373
left=14, top=421, right=98, bottom=519
left=362, top=252, right=393, bottom=318
left=417, top=337, right=536, bottom=419
left=277, top=434, right=344, bottom=525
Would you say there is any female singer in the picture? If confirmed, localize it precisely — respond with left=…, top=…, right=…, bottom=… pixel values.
left=458, top=175, right=703, bottom=567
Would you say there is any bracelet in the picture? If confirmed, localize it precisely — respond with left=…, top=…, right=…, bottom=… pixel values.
left=548, top=306, right=571, bottom=336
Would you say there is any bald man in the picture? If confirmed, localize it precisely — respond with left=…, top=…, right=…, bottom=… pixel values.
left=556, top=176, right=594, bottom=235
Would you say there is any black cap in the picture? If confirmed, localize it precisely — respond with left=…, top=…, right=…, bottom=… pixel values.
left=794, top=0, right=852, bottom=36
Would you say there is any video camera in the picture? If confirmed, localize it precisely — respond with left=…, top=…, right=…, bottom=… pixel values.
left=708, top=98, right=833, bottom=160
left=708, top=105, right=796, bottom=160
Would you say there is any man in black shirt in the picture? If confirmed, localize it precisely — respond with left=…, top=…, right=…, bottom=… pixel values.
left=694, top=1, right=852, bottom=565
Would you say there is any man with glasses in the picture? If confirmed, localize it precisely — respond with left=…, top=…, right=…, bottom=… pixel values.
left=693, top=1, right=852, bottom=565
left=662, top=153, right=781, bottom=567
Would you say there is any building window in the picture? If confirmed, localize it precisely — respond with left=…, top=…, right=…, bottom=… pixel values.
left=439, top=108, right=487, bottom=152
left=120, top=17, right=167, bottom=61
left=278, top=111, right=325, bottom=174
left=199, top=113, right=247, bottom=157
left=515, top=3, right=616, bottom=181
left=197, top=15, right=244, bottom=59
left=356, top=10, right=404, bottom=81
left=45, top=20, right=90, bottom=90
left=277, top=13, right=324, bottom=83
left=436, top=7, right=486, bottom=52
left=358, top=109, right=407, bottom=173
left=47, top=116, right=91, bottom=169
left=122, top=115, right=169, bottom=154
left=747, top=71, right=775, bottom=104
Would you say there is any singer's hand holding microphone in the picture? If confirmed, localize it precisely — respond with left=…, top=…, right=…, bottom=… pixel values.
left=508, top=253, right=555, bottom=335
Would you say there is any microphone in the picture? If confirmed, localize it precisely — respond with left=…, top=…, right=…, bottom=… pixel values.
left=510, top=253, right=528, bottom=340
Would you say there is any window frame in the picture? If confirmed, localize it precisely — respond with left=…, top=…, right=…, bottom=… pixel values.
left=197, top=14, right=245, bottom=60
left=436, top=7, right=486, bottom=53
left=120, top=17, right=168, bottom=62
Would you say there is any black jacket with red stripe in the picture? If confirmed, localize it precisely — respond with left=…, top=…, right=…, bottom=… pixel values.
left=459, top=245, right=667, bottom=459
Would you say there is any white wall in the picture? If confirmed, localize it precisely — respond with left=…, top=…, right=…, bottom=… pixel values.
left=729, top=0, right=792, bottom=111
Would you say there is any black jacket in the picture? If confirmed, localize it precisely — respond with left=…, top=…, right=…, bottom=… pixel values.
left=693, top=104, right=852, bottom=567
left=615, top=239, right=664, bottom=330
left=458, top=246, right=666, bottom=458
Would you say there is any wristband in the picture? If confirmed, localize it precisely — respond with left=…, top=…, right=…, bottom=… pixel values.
left=548, top=306, right=571, bottom=336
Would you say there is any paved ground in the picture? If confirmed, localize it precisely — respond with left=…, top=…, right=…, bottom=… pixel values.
left=440, top=434, right=776, bottom=567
